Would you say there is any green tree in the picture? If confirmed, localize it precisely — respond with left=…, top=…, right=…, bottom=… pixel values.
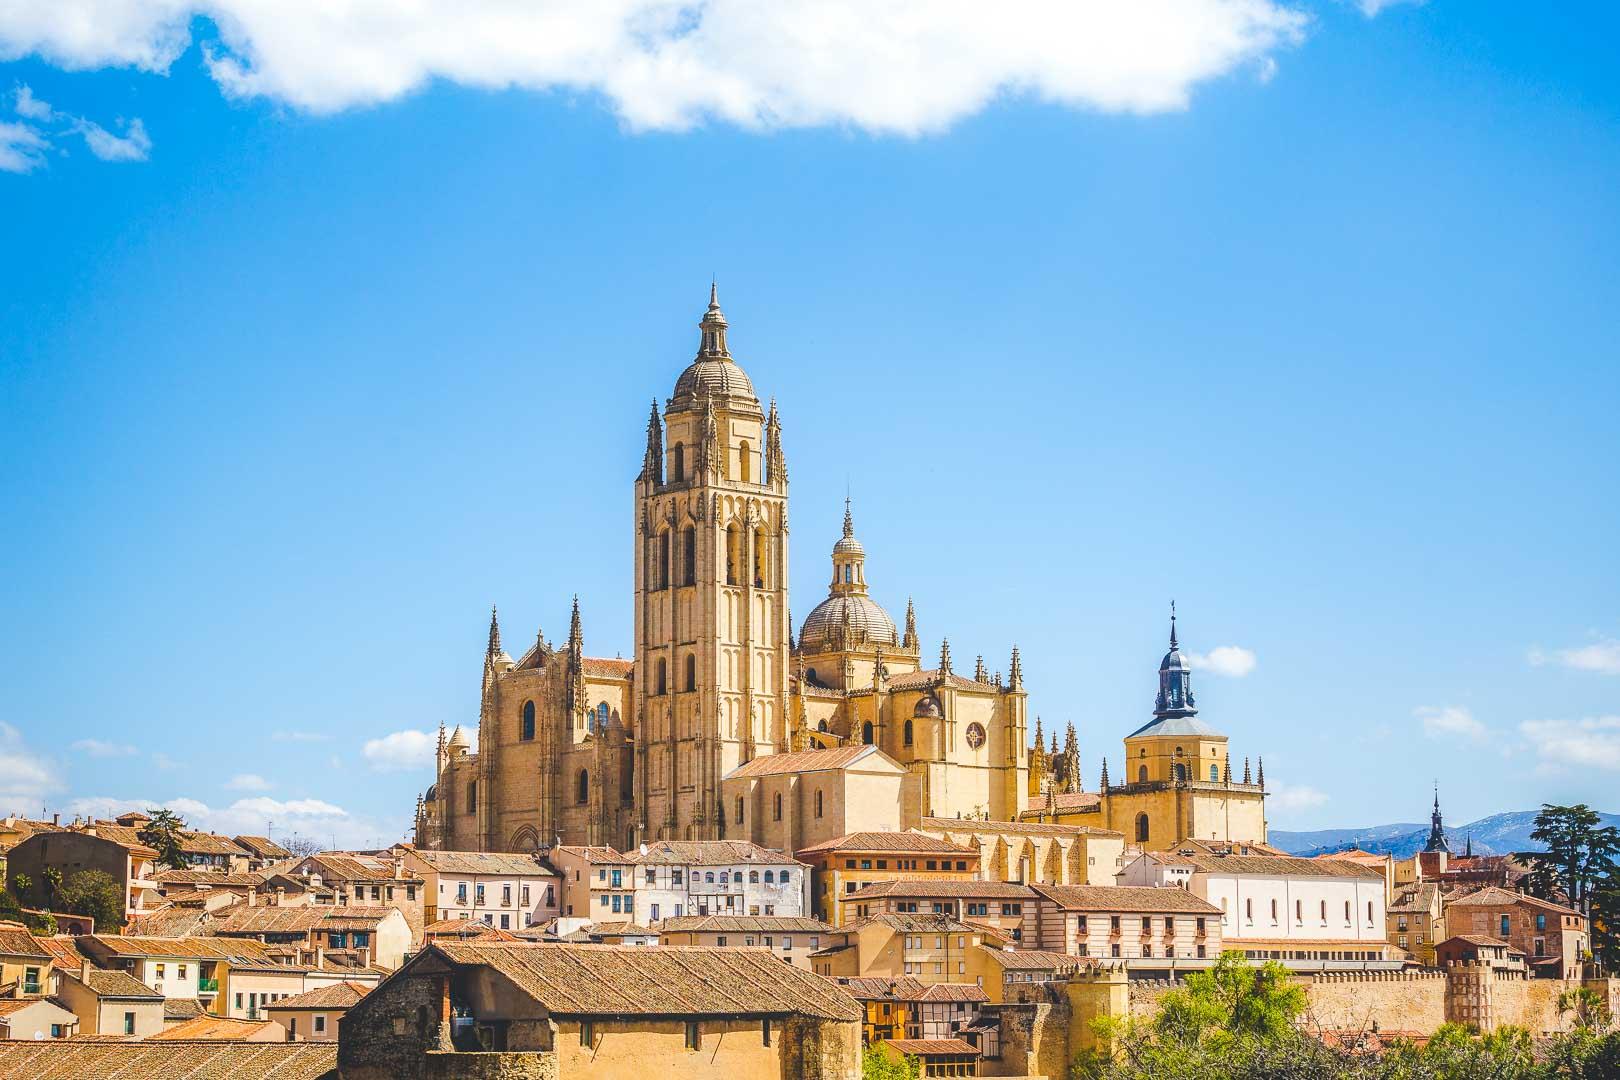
left=137, top=808, right=191, bottom=869
left=55, top=869, right=124, bottom=930
left=861, top=1049, right=920, bottom=1080
left=42, top=866, right=61, bottom=908
left=8, top=872, right=32, bottom=907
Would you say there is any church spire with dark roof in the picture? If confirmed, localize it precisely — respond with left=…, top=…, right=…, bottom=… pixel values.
left=1425, top=782, right=1451, bottom=853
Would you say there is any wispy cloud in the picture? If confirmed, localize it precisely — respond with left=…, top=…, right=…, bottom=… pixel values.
left=1356, top=0, right=1424, bottom=15
left=1530, top=636, right=1620, bottom=677
left=225, top=773, right=272, bottom=792
left=0, top=722, right=60, bottom=812
left=362, top=729, right=437, bottom=772
left=1184, top=645, right=1257, bottom=678
left=71, top=738, right=139, bottom=758
left=1520, top=716, right=1620, bottom=772
left=65, top=793, right=392, bottom=849
left=4, top=84, right=151, bottom=172
left=0, top=3, right=1314, bottom=135
left=1271, top=784, right=1329, bottom=810
left=1416, top=704, right=1485, bottom=741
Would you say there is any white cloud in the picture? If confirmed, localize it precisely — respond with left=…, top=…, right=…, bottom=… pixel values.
left=1416, top=704, right=1485, bottom=741
left=1530, top=637, right=1620, bottom=677
left=0, top=722, right=60, bottom=813
left=1520, top=716, right=1620, bottom=772
left=1271, top=784, right=1328, bottom=810
left=64, top=792, right=392, bottom=849
left=1184, top=645, right=1257, bottom=677
left=71, top=738, right=139, bottom=758
left=73, top=115, right=149, bottom=160
left=224, top=773, right=272, bottom=792
left=0, top=2, right=1312, bottom=134
left=273, top=730, right=332, bottom=743
left=0, top=119, right=47, bottom=172
left=151, top=752, right=179, bottom=770
left=1357, top=0, right=1423, bottom=15
left=14, top=84, right=54, bottom=120
left=362, top=729, right=436, bottom=772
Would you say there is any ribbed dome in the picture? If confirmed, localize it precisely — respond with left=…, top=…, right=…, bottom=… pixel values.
left=672, top=358, right=756, bottom=404
left=800, top=594, right=898, bottom=649
left=1160, top=647, right=1190, bottom=673
left=833, top=533, right=865, bottom=556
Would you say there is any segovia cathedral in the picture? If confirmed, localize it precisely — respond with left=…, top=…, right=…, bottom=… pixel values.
left=415, top=289, right=1269, bottom=855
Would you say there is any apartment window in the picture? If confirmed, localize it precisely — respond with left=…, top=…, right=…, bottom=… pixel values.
left=685, top=1021, right=701, bottom=1050
left=1076, top=915, right=1088, bottom=933
left=1320, top=900, right=1327, bottom=921
left=236, top=993, right=243, bottom=1011
left=612, top=870, right=623, bottom=888
left=1536, top=914, right=1547, bottom=931
left=762, top=1019, right=772, bottom=1046
left=315, top=1015, right=327, bottom=1034
left=1110, top=944, right=1121, bottom=958
left=1501, top=915, right=1511, bottom=937
left=1246, top=898, right=1253, bottom=921
left=156, top=963, right=166, bottom=980
left=1345, top=900, right=1351, bottom=921
left=1140, top=916, right=1151, bottom=933
left=124, top=1012, right=136, bottom=1035
left=476, top=884, right=486, bottom=905
left=1270, top=899, right=1278, bottom=922
left=457, top=884, right=468, bottom=904
left=407, top=885, right=416, bottom=901
left=23, top=966, right=40, bottom=994
left=581, top=1020, right=596, bottom=1047
left=1196, top=944, right=1206, bottom=959
left=717, top=936, right=727, bottom=946
left=522, top=885, right=530, bottom=906
left=178, top=964, right=187, bottom=980
left=672, top=870, right=683, bottom=884
left=1110, top=916, right=1121, bottom=932
left=1142, top=944, right=1152, bottom=957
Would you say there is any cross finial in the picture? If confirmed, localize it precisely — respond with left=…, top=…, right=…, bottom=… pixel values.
left=1169, top=600, right=1178, bottom=649
left=843, top=496, right=854, bottom=538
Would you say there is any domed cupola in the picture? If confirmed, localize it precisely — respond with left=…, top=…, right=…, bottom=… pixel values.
left=669, top=283, right=760, bottom=413
left=1154, top=603, right=1197, bottom=719
left=799, top=500, right=899, bottom=651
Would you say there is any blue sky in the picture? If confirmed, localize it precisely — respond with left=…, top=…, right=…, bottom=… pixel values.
left=1, top=1, right=1617, bottom=849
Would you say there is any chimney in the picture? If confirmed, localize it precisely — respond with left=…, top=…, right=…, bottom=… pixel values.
left=275, top=886, right=286, bottom=907
left=80, top=958, right=90, bottom=984
left=52, top=813, right=60, bottom=825
left=315, top=944, right=324, bottom=969
left=392, top=857, right=404, bottom=880
left=247, top=889, right=257, bottom=907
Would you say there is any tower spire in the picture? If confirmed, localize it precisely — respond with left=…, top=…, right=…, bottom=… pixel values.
left=1100, top=756, right=1110, bottom=790
left=939, top=638, right=953, bottom=674
left=1170, top=599, right=1178, bottom=649
left=765, top=398, right=787, bottom=485
left=1062, top=723, right=1082, bottom=794
left=1425, top=782, right=1450, bottom=853
left=843, top=497, right=853, bottom=538
left=1243, top=756, right=1251, bottom=784
left=903, top=598, right=918, bottom=652
left=975, top=655, right=987, bottom=682
left=1256, top=756, right=1265, bottom=788
left=487, top=605, right=502, bottom=657
left=1009, top=645, right=1024, bottom=690
left=643, top=399, right=664, bottom=484
left=698, top=282, right=730, bottom=358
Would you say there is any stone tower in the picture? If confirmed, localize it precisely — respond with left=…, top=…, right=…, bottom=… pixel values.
left=634, top=286, right=792, bottom=841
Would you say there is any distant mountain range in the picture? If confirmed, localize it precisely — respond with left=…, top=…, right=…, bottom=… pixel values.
left=1270, top=810, right=1620, bottom=860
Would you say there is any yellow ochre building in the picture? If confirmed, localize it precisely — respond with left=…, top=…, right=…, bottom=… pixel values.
left=414, top=289, right=1268, bottom=857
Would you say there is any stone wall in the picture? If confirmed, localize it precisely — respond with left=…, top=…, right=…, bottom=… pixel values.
left=338, top=972, right=452, bottom=1080
left=984, top=1002, right=1068, bottom=1079
left=1310, top=970, right=1448, bottom=1033
left=781, top=1014, right=861, bottom=1080
left=425, top=1051, right=558, bottom=1079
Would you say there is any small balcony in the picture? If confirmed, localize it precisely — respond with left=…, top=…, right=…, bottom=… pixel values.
left=198, top=977, right=219, bottom=994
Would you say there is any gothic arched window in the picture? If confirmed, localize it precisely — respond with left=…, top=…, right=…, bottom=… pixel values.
left=596, top=702, right=609, bottom=733
left=577, top=770, right=589, bottom=804
left=672, top=443, right=685, bottom=482
left=726, top=525, right=740, bottom=586
left=467, top=781, right=477, bottom=815
left=685, top=654, right=697, bottom=692
left=1173, top=763, right=1186, bottom=782
left=1210, top=764, right=1219, bottom=782
left=815, top=791, right=824, bottom=818
left=862, top=721, right=874, bottom=745
left=682, top=525, right=696, bottom=586
left=773, top=793, right=783, bottom=821
left=657, top=530, right=671, bottom=590
left=753, top=528, right=767, bottom=588
left=656, top=658, right=667, bottom=696
left=749, top=870, right=759, bottom=883
left=735, top=796, right=744, bottom=824
left=903, top=719, right=913, bottom=747
left=739, top=440, right=751, bottom=483
left=1138, top=765, right=1148, bottom=784
left=521, top=700, right=535, bottom=741
left=1135, top=813, right=1149, bottom=843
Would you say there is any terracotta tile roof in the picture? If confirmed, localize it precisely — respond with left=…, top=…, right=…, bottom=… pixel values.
left=885, top=670, right=998, bottom=694
left=796, top=831, right=980, bottom=857
left=582, top=657, right=634, bottom=678
left=883, top=1038, right=981, bottom=1056
left=422, top=917, right=525, bottom=940
left=0, top=997, right=53, bottom=1016
left=212, top=905, right=393, bottom=934
left=82, top=934, right=277, bottom=962
left=914, top=983, right=989, bottom=1003
left=409, top=850, right=554, bottom=877
left=299, top=853, right=400, bottom=882
left=148, top=1015, right=282, bottom=1041
left=72, top=969, right=164, bottom=1000
left=654, top=915, right=832, bottom=934
left=424, top=943, right=862, bottom=1020
left=589, top=922, right=659, bottom=938
left=35, top=935, right=87, bottom=968
left=925, top=816, right=1120, bottom=838
left=163, top=998, right=205, bottom=1021
left=176, top=832, right=251, bottom=858
left=1442, top=934, right=1517, bottom=949
left=978, top=948, right=1086, bottom=972
left=124, top=905, right=214, bottom=938
left=630, top=840, right=799, bottom=866
left=1157, top=851, right=1386, bottom=880
left=0, top=927, right=49, bottom=958
left=724, top=745, right=891, bottom=778
left=831, top=975, right=926, bottom=999
left=154, top=870, right=264, bottom=886
left=550, top=845, right=629, bottom=863
left=265, top=980, right=371, bottom=1010
left=1028, top=884, right=1222, bottom=914
left=838, top=913, right=975, bottom=935
left=846, top=879, right=1034, bottom=901
left=1019, top=792, right=1105, bottom=816
left=233, top=836, right=293, bottom=860
left=69, top=824, right=160, bottom=857
left=1309, top=849, right=1391, bottom=866
left=1446, top=886, right=1582, bottom=917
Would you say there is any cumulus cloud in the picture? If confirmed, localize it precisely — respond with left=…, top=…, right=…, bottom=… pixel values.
left=362, top=729, right=437, bottom=772
left=1530, top=637, right=1620, bottom=677
left=0, top=2, right=1313, bottom=133
left=1184, top=645, right=1257, bottom=677
left=71, top=738, right=139, bottom=758
left=0, top=722, right=60, bottom=813
left=14, top=83, right=53, bottom=120
left=224, top=773, right=272, bottom=792
left=73, top=115, right=150, bottom=160
left=1416, top=704, right=1484, bottom=741
left=1520, top=716, right=1620, bottom=772
left=1270, top=784, right=1328, bottom=810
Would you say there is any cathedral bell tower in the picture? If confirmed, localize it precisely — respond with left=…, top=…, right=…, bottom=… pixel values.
left=634, top=286, right=791, bottom=841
